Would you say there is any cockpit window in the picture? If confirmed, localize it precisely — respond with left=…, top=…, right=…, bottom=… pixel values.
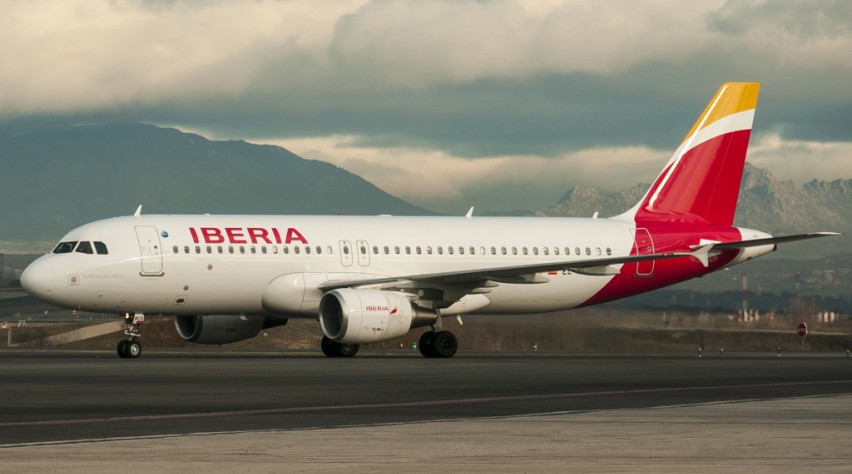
left=75, top=241, right=94, bottom=254
left=53, top=241, right=78, bottom=254
left=94, top=241, right=109, bottom=255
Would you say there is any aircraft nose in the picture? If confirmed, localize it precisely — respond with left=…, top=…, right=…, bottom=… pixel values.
left=20, top=257, right=56, bottom=301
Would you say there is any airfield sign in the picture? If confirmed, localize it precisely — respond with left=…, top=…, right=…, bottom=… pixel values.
left=797, top=322, right=807, bottom=352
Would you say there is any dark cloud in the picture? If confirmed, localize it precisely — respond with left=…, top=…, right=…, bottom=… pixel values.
left=708, top=0, right=852, bottom=38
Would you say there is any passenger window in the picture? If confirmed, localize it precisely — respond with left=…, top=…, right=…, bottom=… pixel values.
left=512, top=247, right=518, bottom=255
left=217, top=246, right=223, bottom=254
left=427, top=246, right=433, bottom=255
left=575, top=247, right=580, bottom=255
left=341, top=246, right=347, bottom=255
left=251, top=246, right=257, bottom=254
left=172, top=245, right=178, bottom=254
left=384, top=246, right=390, bottom=255
left=477, top=247, right=483, bottom=255
left=394, top=246, right=400, bottom=255
left=542, top=247, right=548, bottom=256
left=53, top=241, right=78, bottom=254
left=305, top=246, right=310, bottom=254
left=261, top=246, right=267, bottom=254
left=295, top=246, right=301, bottom=254
left=228, top=246, right=234, bottom=254
left=595, top=247, right=601, bottom=256
left=273, top=246, right=279, bottom=254
left=359, top=245, right=366, bottom=255
left=327, top=246, right=333, bottom=254
left=94, top=241, right=109, bottom=255
left=284, top=246, right=290, bottom=254
left=195, top=245, right=201, bottom=254
left=405, top=246, right=411, bottom=255
left=565, top=247, right=570, bottom=255
left=448, top=247, right=453, bottom=255
left=75, top=241, right=94, bottom=254
left=459, top=247, right=464, bottom=255
left=183, top=245, right=190, bottom=254
left=491, top=247, right=496, bottom=255
left=606, top=247, right=612, bottom=256
left=416, top=246, right=421, bottom=255
left=438, top=247, right=443, bottom=255
left=372, top=246, right=378, bottom=255
left=554, top=247, right=559, bottom=256
left=240, top=246, right=246, bottom=254
left=206, top=246, right=212, bottom=254
left=316, top=246, right=321, bottom=254
left=585, top=247, right=591, bottom=256
left=501, top=247, right=507, bottom=255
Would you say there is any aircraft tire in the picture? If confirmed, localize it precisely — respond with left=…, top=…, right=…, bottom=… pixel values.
left=418, top=332, right=436, bottom=358
left=321, top=336, right=338, bottom=357
left=321, top=336, right=359, bottom=357
left=337, top=343, right=359, bottom=357
left=126, top=340, right=142, bottom=358
left=431, top=331, right=457, bottom=358
left=117, top=340, right=129, bottom=358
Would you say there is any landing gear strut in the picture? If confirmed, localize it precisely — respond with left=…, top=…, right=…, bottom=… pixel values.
left=321, top=336, right=359, bottom=357
left=117, top=312, right=144, bottom=359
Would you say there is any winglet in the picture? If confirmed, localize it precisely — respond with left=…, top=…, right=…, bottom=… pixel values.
left=133, top=205, right=143, bottom=217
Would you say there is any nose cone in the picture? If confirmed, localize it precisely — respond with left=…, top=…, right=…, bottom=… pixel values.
left=20, top=257, right=56, bottom=302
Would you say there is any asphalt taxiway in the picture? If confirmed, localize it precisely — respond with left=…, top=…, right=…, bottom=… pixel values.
left=1, top=350, right=851, bottom=471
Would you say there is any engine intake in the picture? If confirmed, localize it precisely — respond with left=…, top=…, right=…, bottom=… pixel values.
left=319, top=289, right=437, bottom=344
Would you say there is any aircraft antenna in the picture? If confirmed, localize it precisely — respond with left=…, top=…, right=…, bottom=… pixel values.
left=133, top=205, right=143, bottom=217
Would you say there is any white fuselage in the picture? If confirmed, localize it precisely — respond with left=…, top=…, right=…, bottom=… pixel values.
left=22, top=214, right=655, bottom=317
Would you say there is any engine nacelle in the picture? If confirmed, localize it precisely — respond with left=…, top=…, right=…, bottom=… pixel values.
left=319, top=289, right=437, bottom=344
left=173, top=315, right=288, bottom=344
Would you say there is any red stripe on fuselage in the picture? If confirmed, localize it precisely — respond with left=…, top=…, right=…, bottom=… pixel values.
left=582, top=222, right=741, bottom=306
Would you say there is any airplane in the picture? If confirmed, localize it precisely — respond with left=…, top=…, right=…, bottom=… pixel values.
left=20, top=82, right=838, bottom=359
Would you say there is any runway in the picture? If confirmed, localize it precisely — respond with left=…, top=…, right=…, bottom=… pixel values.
left=1, top=350, right=851, bottom=471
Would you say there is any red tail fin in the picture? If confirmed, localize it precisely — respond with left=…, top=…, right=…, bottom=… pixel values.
left=622, top=82, right=760, bottom=226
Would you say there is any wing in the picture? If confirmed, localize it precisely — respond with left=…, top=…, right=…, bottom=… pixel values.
left=317, top=250, right=694, bottom=309
left=317, top=232, right=840, bottom=311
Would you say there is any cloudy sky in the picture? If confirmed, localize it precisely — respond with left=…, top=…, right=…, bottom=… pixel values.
left=2, top=0, right=851, bottom=213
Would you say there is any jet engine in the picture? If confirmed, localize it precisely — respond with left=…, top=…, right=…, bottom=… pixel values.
left=319, top=289, right=438, bottom=344
left=173, top=314, right=288, bottom=344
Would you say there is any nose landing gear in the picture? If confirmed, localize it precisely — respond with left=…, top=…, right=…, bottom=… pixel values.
left=117, top=312, right=144, bottom=359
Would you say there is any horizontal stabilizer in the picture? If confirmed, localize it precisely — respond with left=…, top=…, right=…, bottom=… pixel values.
left=702, top=232, right=840, bottom=250
left=687, top=232, right=841, bottom=267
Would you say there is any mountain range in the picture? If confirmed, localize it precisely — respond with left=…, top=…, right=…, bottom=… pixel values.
left=0, top=122, right=428, bottom=248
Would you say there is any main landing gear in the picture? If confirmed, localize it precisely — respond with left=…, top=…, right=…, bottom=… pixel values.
left=417, top=315, right=458, bottom=358
left=117, top=312, right=144, bottom=359
left=418, top=330, right=458, bottom=358
left=318, top=319, right=458, bottom=359
left=321, top=336, right=359, bottom=357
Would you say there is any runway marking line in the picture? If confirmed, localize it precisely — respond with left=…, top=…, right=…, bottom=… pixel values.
left=2, top=391, right=852, bottom=449
left=1, top=379, right=851, bottom=432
